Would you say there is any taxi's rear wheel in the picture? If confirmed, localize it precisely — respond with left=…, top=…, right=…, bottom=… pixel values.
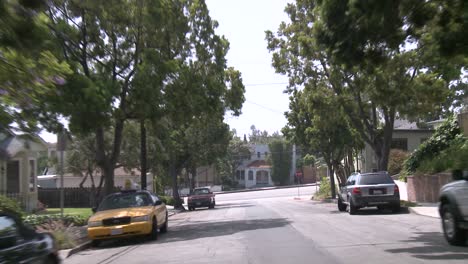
left=160, top=213, right=168, bottom=233
left=91, top=240, right=100, bottom=247
left=150, top=217, right=158, bottom=240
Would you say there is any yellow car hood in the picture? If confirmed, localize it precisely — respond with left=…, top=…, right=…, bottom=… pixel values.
left=89, top=206, right=153, bottom=221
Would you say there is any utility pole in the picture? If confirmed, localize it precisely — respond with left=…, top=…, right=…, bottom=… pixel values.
left=57, top=132, right=67, bottom=218
left=291, top=144, right=296, bottom=184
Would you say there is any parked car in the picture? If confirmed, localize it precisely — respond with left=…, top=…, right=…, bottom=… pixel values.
left=337, top=172, right=400, bottom=215
left=439, top=170, right=468, bottom=246
left=187, top=187, right=216, bottom=211
left=87, top=190, right=168, bottom=246
left=0, top=212, right=60, bottom=264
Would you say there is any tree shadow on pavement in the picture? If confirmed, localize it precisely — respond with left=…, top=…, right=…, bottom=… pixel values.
left=330, top=207, right=410, bottom=215
left=385, top=231, right=468, bottom=260
left=191, top=203, right=256, bottom=211
left=156, top=218, right=290, bottom=244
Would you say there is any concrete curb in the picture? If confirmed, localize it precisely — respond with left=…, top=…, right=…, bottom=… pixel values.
left=214, top=183, right=318, bottom=195
left=63, top=210, right=181, bottom=259
left=408, top=207, right=440, bottom=219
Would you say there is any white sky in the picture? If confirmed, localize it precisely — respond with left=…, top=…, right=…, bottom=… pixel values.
left=40, top=0, right=291, bottom=143
left=207, top=0, right=291, bottom=137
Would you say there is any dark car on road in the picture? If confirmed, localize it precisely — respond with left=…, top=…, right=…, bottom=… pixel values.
left=0, top=212, right=59, bottom=263
left=187, top=188, right=216, bottom=211
left=337, top=172, right=400, bottom=215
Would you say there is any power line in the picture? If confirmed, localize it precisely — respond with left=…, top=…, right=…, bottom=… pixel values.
left=245, top=100, right=285, bottom=114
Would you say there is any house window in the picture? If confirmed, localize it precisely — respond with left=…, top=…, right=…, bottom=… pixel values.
left=248, top=171, right=254, bottom=180
left=236, top=170, right=241, bottom=180
left=391, top=138, right=408, bottom=151
left=264, top=152, right=268, bottom=157
left=241, top=170, right=245, bottom=180
left=29, top=160, right=36, bottom=192
left=257, top=152, right=261, bottom=158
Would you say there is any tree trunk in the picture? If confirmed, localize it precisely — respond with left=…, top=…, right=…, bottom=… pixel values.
left=140, top=119, right=147, bottom=190
left=190, top=166, right=197, bottom=192
left=170, top=160, right=183, bottom=209
left=328, top=165, right=336, bottom=199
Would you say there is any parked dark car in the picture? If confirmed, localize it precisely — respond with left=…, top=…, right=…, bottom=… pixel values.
left=187, top=187, right=216, bottom=211
left=0, top=212, right=59, bottom=263
left=337, top=172, right=400, bottom=215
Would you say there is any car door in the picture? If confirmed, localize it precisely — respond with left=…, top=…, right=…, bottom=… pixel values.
left=152, top=194, right=166, bottom=224
left=345, top=175, right=356, bottom=202
left=454, top=179, right=468, bottom=220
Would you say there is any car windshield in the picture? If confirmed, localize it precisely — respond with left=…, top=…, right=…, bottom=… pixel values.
left=193, top=188, right=210, bottom=195
left=97, top=192, right=152, bottom=211
left=358, top=174, right=394, bottom=185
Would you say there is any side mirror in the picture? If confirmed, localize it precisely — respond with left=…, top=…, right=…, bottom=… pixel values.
left=92, top=207, right=97, bottom=213
left=155, top=200, right=163, bottom=206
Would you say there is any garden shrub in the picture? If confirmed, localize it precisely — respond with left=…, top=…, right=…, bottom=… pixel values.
left=0, top=195, right=24, bottom=218
left=404, top=117, right=460, bottom=173
left=388, top=149, right=409, bottom=176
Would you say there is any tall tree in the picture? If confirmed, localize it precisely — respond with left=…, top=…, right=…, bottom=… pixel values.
left=268, top=139, right=292, bottom=186
left=266, top=0, right=459, bottom=171
left=216, top=131, right=251, bottom=188
left=0, top=0, right=70, bottom=133
left=283, top=86, right=363, bottom=197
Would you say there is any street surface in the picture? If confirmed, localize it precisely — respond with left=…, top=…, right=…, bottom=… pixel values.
left=65, top=186, right=468, bottom=264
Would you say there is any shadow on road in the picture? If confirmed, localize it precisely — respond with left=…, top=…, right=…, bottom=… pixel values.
left=158, top=218, right=290, bottom=243
left=385, top=232, right=468, bottom=260
left=188, top=203, right=256, bottom=211
left=330, top=207, right=410, bottom=215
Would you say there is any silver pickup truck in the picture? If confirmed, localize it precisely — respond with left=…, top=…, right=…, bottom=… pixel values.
left=439, top=171, right=468, bottom=246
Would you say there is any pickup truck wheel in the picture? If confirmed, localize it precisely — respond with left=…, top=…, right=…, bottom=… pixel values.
left=160, top=213, right=168, bottom=233
left=150, top=217, right=158, bottom=240
left=209, top=203, right=215, bottom=209
left=441, top=203, right=466, bottom=246
left=348, top=199, right=357, bottom=215
left=337, top=198, right=347, bottom=212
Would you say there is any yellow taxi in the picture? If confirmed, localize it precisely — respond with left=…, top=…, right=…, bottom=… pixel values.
left=87, top=190, right=168, bottom=246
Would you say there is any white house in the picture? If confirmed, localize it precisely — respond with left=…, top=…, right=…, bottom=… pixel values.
left=0, top=129, right=47, bottom=212
left=235, top=144, right=274, bottom=188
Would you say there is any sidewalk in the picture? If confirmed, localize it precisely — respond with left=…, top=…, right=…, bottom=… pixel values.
left=408, top=203, right=440, bottom=218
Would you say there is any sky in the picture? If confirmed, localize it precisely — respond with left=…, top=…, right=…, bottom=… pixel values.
left=40, top=0, right=292, bottom=143
left=206, top=0, right=291, bottom=138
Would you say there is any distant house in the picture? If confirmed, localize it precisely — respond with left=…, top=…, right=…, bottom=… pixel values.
left=0, top=129, right=47, bottom=212
left=235, top=144, right=273, bottom=188
left=359, top=119, right=436, bottom=173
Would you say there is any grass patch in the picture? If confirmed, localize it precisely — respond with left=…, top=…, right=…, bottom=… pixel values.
left=400, top=200, right=418, bottom=207
left=37, top=208, right=93, bottom=218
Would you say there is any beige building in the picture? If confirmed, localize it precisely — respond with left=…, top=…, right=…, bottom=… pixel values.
left=360, top=120, right=435, bottom=174
left=0, top=129, right=47, bottom=212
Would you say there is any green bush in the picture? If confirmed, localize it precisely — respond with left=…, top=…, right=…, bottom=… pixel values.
left=417, top=136, right=468, bottom=174
left=314, top=177, right=331, bottom=200
left=24, top=214, right=88, bottom=227
left=388, top=149, right=409, bottom=175
left=159, top=195, right=174, bottom=206
left=404, top=117, right=460, bottom=173
left=0, top=195, right=24, bottom=218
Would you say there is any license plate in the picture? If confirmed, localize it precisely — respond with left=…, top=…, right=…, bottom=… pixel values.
left=373, top=190, right=383, bottom=195
left=111, top=228, right=123, bottom=235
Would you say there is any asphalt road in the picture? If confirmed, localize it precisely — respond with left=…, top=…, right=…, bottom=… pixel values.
left=65, top=187, right=468, bottom=264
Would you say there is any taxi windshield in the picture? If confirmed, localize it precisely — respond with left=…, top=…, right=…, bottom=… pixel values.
left=97, top=192, right=152, bottom=211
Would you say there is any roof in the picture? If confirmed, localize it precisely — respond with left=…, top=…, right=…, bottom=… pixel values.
left=246, top=160, right=271, bottom=168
